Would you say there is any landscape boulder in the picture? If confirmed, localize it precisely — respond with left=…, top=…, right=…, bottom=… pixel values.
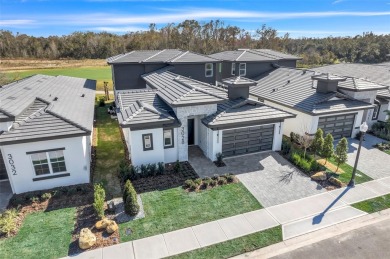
left=106, top=220, right=119, bottom=234
left=329, top=177, right=343, bottom=188
left=95, top=218, right=110, bottom=230
left=311, top=171, right=327, bottom=181
left=79, top=228, right=96, bottom=250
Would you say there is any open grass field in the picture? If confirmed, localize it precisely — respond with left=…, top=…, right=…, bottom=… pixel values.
left=0, top=207, right=75, bottom=259
left=2, top=59, right=112, bottom=91
left=119, top=183, right=262, bottom=242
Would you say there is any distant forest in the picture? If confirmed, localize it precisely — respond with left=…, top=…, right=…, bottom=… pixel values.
left=1, top=20, right=390, bottom=66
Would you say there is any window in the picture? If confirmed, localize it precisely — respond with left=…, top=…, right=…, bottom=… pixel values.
left=163, top=129, right=174, bottom=148
left=372, top=104, right=381, bottom=120
left=231, top=63, right=236, bottom=75
left=205, top=63, right=213, bottom=77
left=239, top=63, right=246, bottom=76
left=142, top=134, right=153, bottom=151
left=31, top=150, right=67, bottom=176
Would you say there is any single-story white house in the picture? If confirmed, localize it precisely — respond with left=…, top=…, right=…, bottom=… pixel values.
left=116, top=68, right=295, bottom=166
left=0, top=75, right=96, bottom=194
left=249, top=67, right=387, bottom=139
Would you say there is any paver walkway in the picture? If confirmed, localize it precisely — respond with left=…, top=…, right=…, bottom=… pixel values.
left=345, top=134, right=390, bottom=179
left=189, top=147, right=325, bottom=207
left=62, top=177, right=390, bottom=259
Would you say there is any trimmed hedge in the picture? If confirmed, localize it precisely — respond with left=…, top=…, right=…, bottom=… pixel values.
left=123, top=180, right=139, bottom=216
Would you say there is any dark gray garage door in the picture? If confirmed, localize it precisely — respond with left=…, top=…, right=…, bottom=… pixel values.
left=222, top=125, right=274, bottom=157
left=318, top=113, right=356, bottom=139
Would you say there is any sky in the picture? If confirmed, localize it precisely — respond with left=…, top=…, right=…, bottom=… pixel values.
left=0, top=0, right=390, bottom=38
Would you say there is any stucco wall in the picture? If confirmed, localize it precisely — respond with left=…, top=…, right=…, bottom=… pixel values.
left=221, top=62, right=274, bottom=80
left=174, top=104, right=218, bottom=161
left=272, top=122, right=284, bottom=151
left=0, top=121, right=13, bottom=132
left=172, top=63, right=217, bottom=85
left=1, top=136, right=91, bottom=194
left=378, top=102, right=390, bottom=122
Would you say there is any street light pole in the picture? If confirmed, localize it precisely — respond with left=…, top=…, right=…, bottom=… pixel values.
left=348, top=122, right=368, bottom=187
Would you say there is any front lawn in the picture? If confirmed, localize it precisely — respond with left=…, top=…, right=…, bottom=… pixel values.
left=326, top=157, right=372, bottom=185
left=94, top=99, right=124, bottom=198
left=120, top=183, right=262, bottom=242
left=0, top=208, right=75, bottom=259
left=352, top=194, right=390, bottom=213
left=169, top=226, right=282, bottom=259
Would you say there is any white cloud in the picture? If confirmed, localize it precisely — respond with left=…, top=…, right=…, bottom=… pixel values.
left=0, top=19, right=35, bottom=26
left=332, top=0, right=345, bottom=4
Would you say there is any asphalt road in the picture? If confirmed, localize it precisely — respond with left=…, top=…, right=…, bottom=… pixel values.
left=272, top=218, right=390, bottom=259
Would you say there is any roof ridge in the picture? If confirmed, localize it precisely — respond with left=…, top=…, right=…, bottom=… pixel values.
left=168, top=50, right=189, bottom=62
left=11, top=109, right=46, bottom=129
left=46, top=109, right=90, bottom=133
left=173, top=76, right=225, bottom=100
left=248, top=49, right=278, bottom=60
left=235, top=49, right=247, bottom=61
left=109, top=51, right=135, bottom=63
left=141, top=66, right=174, bottom=79
left=142, top=49, right=166, bottom=62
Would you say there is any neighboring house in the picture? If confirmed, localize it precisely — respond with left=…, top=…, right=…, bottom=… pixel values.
left=313, top=62, right=390, bottom=125
left=209, top=49, right=300, bottom=80
left=107, top=49, right=220, bottom=92
left=0, top=75, right=96, bottom=194
left=250, top=67, right=382, bottom=139
left=114, top=67, right=295, bottom=166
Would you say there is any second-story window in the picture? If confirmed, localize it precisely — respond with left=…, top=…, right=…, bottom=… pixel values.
left=205, top=63, right=213, bottom=77
left=239, top=63, right=246, bottom=76
left=231, top=63, right=236, bottom=75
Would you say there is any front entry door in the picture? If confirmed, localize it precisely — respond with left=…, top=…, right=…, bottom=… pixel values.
left=188, top=118, right=195, bottom=145
left=0, top=150, right=9, bottom=181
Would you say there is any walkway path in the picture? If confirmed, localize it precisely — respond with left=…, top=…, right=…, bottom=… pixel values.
left=62, top=176, right=390, bottom=259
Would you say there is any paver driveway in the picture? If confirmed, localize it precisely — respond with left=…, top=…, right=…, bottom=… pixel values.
left=226, top=152, right=325, bottom=207
left=189, top=147, right=325, bottom=207
left=345, top=134, right=390, bottom=179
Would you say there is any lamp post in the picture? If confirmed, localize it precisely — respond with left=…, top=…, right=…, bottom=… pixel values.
left=348, top=122, right=369, bottom=187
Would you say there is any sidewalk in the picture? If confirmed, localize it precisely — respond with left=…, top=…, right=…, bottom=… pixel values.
left=63, top=177, right=390, bottom=259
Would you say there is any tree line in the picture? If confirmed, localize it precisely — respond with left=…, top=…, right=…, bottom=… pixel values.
left=1, top=20, right=389, bottom=65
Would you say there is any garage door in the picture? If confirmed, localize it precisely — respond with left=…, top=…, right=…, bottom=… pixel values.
left=318, top=114, right=356, bottom=139
left=222, top=125, right=274, bottom=157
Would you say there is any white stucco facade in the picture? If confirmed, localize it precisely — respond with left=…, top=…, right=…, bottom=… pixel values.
left=1, top=136, right=91, bottom=194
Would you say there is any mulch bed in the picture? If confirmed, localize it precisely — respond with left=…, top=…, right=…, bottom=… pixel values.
left=68, top=204, right=120, bottom=256
left=213, top=161, right=226, bottom=167
left=132, top=161, right=199, bottom=193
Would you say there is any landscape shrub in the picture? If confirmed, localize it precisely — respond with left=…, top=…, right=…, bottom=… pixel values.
left=93, top=184, right=106, bottom=219
left=194, top=178, right=202, bottom=186
left=291, top=152, right=301, bottom=166
left=211, top=174, right=219, bottom=181
left=299, top=159, right=311, bottom=173
left=0, top=209, right=18, bottom=237
left=281, top=136, right=291, bottom=155
left=210, top=179, right=218, bottom=187
left=370, top=122, right=390, bottom=141
left=98, top=96, right=105, bottom=107
left=123, top=180, right=139, bottom=216
left=226, top=174, right=236, bottom=183
left=203, top=177, right=212, bottom=185
left=174, top=160, right=181, bottom=174
left=215, top=152, right=224, bottom=166
left=140, top=164, right=148, bottom=178
left=41, top=193, right=52, bottom=201
left=218, top=177, right=228, bottom=185
left=184, top=179, right=195, bottom=189
left=29, top=196, right=40, bottom=203
left=148, top=163, right=157, bottom=176
left=157, top=162, right=165, bottom=175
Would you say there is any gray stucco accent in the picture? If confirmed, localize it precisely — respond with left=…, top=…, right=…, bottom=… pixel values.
left=32, top=173, right=70, bottom=182
left=26, top=147, right=65, bottom=155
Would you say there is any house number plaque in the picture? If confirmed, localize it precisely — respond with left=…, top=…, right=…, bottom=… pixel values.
left=181, top=126, right=185, bottom=144
left=7, top=154, right=17, bottom=175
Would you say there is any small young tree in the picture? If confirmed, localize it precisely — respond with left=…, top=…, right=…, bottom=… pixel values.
left=322, top=133, right=334, bottom=164
left=123, top=180, right=140, bottom=216
left=93, top=184, right=106, bottom=219
left=297, top=133, right=313, bottom=159
left=334, top=137, right=348, bottom=172
left=312, top=128, right=324, bottom=158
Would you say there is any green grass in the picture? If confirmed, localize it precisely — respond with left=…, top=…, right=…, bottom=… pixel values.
left=326, top=157, right=372, bottom=184
left=94, top=100, right=124, bottom=198
left=352, top=194, right=390, bottom=213
left=7, top=67, right=112, bottom=91
left=169, top=226, right=282, bottom=259
left=0, top=207, right=75, bottom=259
left=120, top=183, right=262, bottom=242
left=385, top=150, right=390, bottom=155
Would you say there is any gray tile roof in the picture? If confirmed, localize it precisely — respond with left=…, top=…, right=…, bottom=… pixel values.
left=0, top=74, right=96, bottom=144
left=209, top=49, right=300, bottom=62
left=312, top=63, right=390, bottom=87
left=107, top=49, right=219, bottom=64
left=251, top=67, right=373, bottom=115
left=116, top=89, right=179, bottom=129
left=142, top=68, right=227, bottom=107
left=377, top=89, right=390, bottom=99
left=202, top=98, right=296, bottom=129
left=222, top=76, right=257, bottom=86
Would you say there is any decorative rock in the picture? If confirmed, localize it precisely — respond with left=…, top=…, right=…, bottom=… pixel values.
left=311, top=171, right=327, bottom=181
left=106, top=220, right=118, bottom=234
left=107, top=201, right=116, bottom=213
left=79, top=228, right=96, bottom=250
left=95, top=218, right=110, bottom=230
left=329, top=177, right=343, bottom=188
